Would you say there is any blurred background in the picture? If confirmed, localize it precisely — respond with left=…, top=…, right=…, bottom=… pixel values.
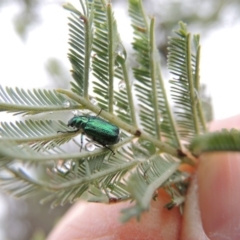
left=0, top=0, right=240, bottom=239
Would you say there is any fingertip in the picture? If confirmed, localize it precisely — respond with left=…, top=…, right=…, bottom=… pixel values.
left=180, top=173, right=210, bottom=240
left=198, top=153, right=240, bottom=240
left=47, top=191, right=182, bottom=240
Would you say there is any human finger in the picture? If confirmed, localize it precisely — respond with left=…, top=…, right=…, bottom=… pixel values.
left=47, top=190, right=181, bottom=240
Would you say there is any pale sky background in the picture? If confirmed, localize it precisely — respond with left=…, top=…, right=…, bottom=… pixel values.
left=0, top=0, right=240, bottom=239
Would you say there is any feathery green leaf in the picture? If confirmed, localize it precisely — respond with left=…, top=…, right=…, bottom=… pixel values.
left=129, top=0, right=181, bottom=148
left=0, top=86, right=79, bottom=115
left=190, top=129, right=240, bottom=156
left=64, top=2, right=93, bottom=97
left=168, top=22, right=207, bottom=142
left=0, top=119, right=76, bottom=151
left=121, top=153, right=181, bottom=221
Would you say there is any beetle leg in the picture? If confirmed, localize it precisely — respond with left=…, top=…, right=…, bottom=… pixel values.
left=57, top=129, right=79, bottom=134
left=104, top=145, right=115, bottom=155
left=80, top=133, right=83, bottom=152
left=96, top=108, right=103, bottom=117
left=91, top=142, right=115, bottom=155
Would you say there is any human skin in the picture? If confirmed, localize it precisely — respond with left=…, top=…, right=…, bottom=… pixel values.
left=47, top=114, right=240, bottom=240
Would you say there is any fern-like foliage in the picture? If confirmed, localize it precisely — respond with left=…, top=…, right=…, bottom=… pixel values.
left=168, top=22, right=207, bottom=141
left=65, top=2, right=93, bottom=99
left=0, top=119, right=74, bottom=151
left=90, top=0, right=136, bottom=124
left=0, top=0, right=238, bottom=222
left=129, top=0, right=181, bottom=148
left=190, top=129, right=240, bottom=156
left=0, top=86, right=79, bottom=115
left=91, top=0, right=118, bottom=112
left=121, top=153, right=181, bottom=221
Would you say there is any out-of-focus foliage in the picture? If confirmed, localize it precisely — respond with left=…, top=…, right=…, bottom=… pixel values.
left=45, top=58, right=71, bottom=89
left=1, top=0, right=41, bottom=40
left=0, top=191, right=70, bottom=240
left=199, top=84, right=213, bottom=122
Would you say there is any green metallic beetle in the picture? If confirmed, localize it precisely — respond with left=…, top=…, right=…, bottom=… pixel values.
left=59, top=114, right=120, bottom=154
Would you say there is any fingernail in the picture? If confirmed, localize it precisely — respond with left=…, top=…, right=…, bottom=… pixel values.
left=198, top=152, right=240, bottom=240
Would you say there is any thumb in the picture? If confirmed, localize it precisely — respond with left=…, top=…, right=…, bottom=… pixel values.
left=180, top=152, right=240, bottom=240
left=198, top=152, right=240, bottom=240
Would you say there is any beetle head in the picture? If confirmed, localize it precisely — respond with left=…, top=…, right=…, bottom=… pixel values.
left=68, top=116, right=88, bottom=129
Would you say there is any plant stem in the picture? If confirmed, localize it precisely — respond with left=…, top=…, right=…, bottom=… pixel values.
left=120, top=58, right=137, bottom=126
left=83, top=10, right=91, bottom=99
left=106, top=3, right=114, bottom=113
left=195, top=45, right=207, bottom=132
left=186, top=34, right=199, bottom=135
left=0, top=135, right=135, bottom=162
left=141, top=162, right=180, bottom=209
left=149, top=17, right=161, bottom=140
